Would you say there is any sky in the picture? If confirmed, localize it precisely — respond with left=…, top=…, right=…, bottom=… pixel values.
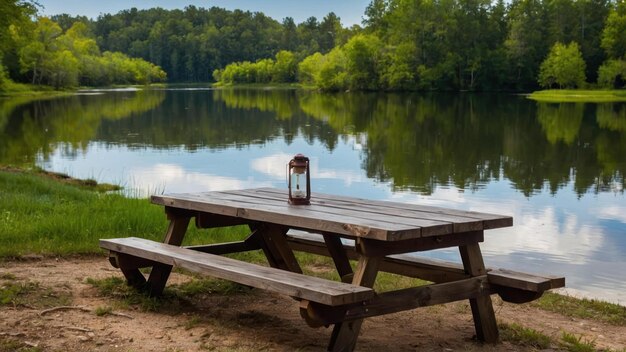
left=36, top=0, right=372, bottom=27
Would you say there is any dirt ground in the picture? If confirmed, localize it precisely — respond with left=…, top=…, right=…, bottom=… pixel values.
left=1, top=257, right=624, bottom=352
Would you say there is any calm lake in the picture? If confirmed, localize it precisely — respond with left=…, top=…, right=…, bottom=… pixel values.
left=1, top=88, right=625, bottom=304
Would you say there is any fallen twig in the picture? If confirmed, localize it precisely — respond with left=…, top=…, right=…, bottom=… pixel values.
left=108, top=311, right=133, bottom=319
left=39, top=306, right=91, bottom=316
left=63, top=326, right=92, bottom=333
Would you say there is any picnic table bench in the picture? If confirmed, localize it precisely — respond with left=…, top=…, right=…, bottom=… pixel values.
left=100, top=187, right=565, bottom=351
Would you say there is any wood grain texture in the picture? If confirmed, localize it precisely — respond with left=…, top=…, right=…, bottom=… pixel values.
left=303, top=276, right=490, bottom=326
left=146, top=215, right=191, bottom=296
left=285, top=231, right=562, bottom=291
left=151, top=187, right=513, bottom=241
left=328, top=255, right=381, bottom=352
left=100, top=237, right=374, bottom=306
left=459, top=243, right=499, bottom=343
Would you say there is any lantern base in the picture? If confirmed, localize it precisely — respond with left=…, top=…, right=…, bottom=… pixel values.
left=288, top=198, right=310, bottom=205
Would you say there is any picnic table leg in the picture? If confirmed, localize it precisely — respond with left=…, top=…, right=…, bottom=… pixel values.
left=323, top=233, right=354, bottom=283
left=254, top=223, right=302, bottom=273
left=459, top=242, right=499, bottom=343
left=145, top=209, right=191, bottom=296
left=327, top=255, right=381, bottom=352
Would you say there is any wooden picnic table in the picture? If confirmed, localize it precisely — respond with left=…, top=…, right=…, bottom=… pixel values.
left=100, top=187, right=564, bottom=351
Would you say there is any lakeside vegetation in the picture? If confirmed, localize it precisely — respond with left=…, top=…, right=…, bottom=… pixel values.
left=3, top=0, right=626, bottom=93
left=529, top=89, right=626, bottom=102
left=213, top=0, right=626, bottom=92
left=0, top=167, right=248, bottom=257
left=1, top=1, right=166, bottom=92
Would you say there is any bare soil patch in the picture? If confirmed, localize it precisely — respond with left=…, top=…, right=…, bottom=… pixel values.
left=1, top=257, right=624, bottom=351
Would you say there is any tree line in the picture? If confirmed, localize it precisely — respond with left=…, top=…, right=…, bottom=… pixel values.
left=3, top=0, right=626, bottom=91
left=80, top=6, right=353, bottom=83
left=0, top=1, right=166, bottom=90
left=217, top=0, right=626, bottom=91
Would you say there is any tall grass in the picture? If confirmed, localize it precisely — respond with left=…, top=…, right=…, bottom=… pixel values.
left=0, top=170, right=248, bottom=257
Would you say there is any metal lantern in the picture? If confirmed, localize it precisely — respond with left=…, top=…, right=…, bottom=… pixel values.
left=287, top=153, right=311, bottom=205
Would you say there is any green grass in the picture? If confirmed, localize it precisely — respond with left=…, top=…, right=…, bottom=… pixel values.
left=533, top=292, right=626, bottom=326
left=0, top=281, right=39, bottom=306
left=0, top=338, right=43, bottom=352
left=94, top=305, right=114, bottom=316
left=560, top=332, right=597, bottom=352
left=499, top=322, right=552, bottom=349
left=0, top=81, right=73, bottom=97
left=0, top=280, right=71, bottom=308
left=0, top=168, right=249, bottom=257
left=528, top=89, right=626, bottom=102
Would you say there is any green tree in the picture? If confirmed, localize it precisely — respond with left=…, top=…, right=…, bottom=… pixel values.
left=272, top=50, right=297, bottom=82
left=505, top=0, right=549, bottom=89
left=575, top=0, right=610, bottom=82
left=380, top=42, right=417, bottom=90
left=297, top=52, right=324, bottom=84
left=601, top=0, right=626, bottom=59
left=538, top=42, right=586, bottom=88
left=18, top=17, right=63, bottom=85
left=318, top=47, right=348, bottom=90
left=297, top=17, right=321, bottom=55
left=47, top=50, right=79, bottom=88
left=344, top=34, right=382, bottom=90
left=0, top=0, right=37, bottom=85
left=319, top=12, right=342, bottom=52
left=281, top=17, right=299, bottom=51
left=597, top=59, right=626, bottom=88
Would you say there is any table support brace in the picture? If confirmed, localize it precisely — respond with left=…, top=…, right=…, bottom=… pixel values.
left=328, top=254, right=381, bottom=352
left=459, top=242, right=499, bottom=343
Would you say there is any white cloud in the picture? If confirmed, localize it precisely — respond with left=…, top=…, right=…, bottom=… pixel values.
left=128, top=163, right=271, bottom=195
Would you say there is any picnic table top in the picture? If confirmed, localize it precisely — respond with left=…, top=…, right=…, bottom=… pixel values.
left=151, top=187, right=513, bottom=241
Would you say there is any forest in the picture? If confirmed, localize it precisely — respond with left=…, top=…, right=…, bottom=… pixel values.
left=2, top=0, right=626, bottom=91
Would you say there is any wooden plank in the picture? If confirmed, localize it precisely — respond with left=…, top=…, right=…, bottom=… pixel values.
left=184, top=191, right=453, bottom=237
left=286, top=231, right=470, bottom=283
left=248, top=188, right=513, bottom=230
left=219, top=190, right=481, bottom=234
left=226, top=189, right=487, bottom=233
left=153, top=192, right=440, bottom=241
left=489, top=268, right=565, bottom=292
left=355, top=231, right=484, bottom=256
left=100, top=237, right=374, bottom=306
left=303, top=276, right=489, bottom=326
left=195, top=212, right=251, bottom=228
left=286, top=231, right=564, bottom=295
left=184, top=240, right=259, bottom=255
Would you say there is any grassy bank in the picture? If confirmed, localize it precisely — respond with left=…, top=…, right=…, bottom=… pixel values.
left=0, top=81, right=75, bottom=98
left=528, top=89, right=626, bottom=103
left=0, top=168, right=248, bottom=257
left=211, top=82, right=311, bottom=89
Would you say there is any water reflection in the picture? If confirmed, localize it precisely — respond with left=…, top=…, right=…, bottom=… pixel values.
left=0, top=90, right=165, bottom=164
left=1, top=88, right=625, bottom=304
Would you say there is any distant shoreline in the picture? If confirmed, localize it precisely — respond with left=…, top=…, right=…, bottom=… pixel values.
left=528, top=89, right=626, bottom=103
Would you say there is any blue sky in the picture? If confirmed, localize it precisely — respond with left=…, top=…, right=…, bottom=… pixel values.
left=36, top=0, right=372, bottom=26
